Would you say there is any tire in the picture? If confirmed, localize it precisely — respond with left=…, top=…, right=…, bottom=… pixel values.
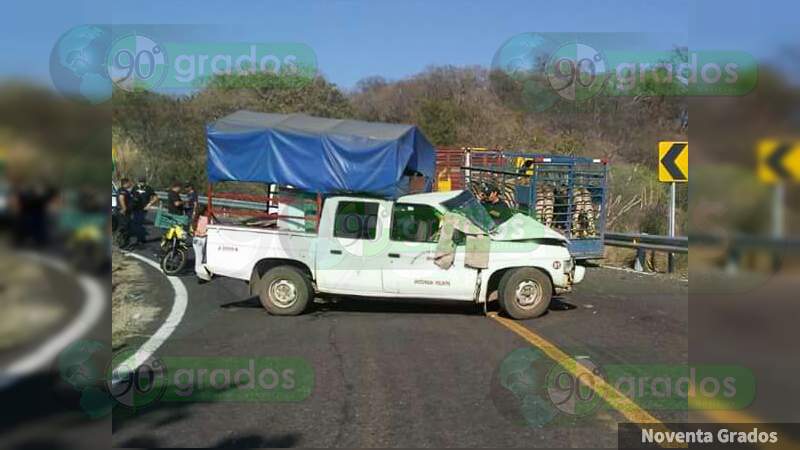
left=258, top=266, right=312, bottom=316
left=498, top=267, right=552, bottom=320
left=160, top=248, right=187, bottom=275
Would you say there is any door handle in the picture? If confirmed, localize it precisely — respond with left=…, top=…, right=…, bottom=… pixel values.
left=388, top=253, right=400, bottom=258
left=412, top=252, right=436, bottom=263
left=330, top=249, right=342, bottom=255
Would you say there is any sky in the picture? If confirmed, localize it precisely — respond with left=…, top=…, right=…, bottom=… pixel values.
left=1, top=0, right=798, bottom=91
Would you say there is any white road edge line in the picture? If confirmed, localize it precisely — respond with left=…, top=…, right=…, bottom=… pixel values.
left=0, top=253, right=105, bottom=390
left=112, top=251, right=188, bottom=382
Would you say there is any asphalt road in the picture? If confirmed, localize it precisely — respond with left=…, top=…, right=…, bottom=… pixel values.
left=110, top=237, right=690, bottom=448
left=0, top=252, right=109, bottom=450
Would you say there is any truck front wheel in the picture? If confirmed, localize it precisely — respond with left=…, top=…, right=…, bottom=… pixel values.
left=258, top=266, right=312, bottom=316
left=498, top=268, right=552, bottom=320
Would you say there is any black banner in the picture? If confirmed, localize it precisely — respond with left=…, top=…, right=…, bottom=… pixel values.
left=619, top=423, right=800, bottom=449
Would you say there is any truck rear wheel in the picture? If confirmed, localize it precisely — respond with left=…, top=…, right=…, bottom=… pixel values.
left=498, top=268, right=552, bottom=320
left=258, top=266, right=312, bottom=316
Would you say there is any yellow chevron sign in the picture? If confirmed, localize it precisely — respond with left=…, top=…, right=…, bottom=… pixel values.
left=658, top=141, right=688, bottom=182
left=757, top=140, right=800, bottom=183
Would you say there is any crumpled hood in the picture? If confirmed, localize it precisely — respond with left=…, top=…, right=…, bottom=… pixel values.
left=489, top=213, right=568, bottom=242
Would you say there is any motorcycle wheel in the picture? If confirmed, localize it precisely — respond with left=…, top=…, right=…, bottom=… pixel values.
left=160, top=248, right=187, bottom=275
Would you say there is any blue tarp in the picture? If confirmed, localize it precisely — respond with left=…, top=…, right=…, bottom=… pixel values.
left=207, top=111, right=436, bottom=198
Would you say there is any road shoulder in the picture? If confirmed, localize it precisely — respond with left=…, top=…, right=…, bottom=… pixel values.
left=112, top=249, right=173, bottom=352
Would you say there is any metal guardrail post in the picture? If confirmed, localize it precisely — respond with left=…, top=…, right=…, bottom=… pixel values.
left=634, top=245, right=646, bottom=272
left=667, top=182, right=676, bottom=274
left=725, top=247, right=740, bottom=274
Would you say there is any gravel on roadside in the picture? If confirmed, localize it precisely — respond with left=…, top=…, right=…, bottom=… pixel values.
left=112, top=249, right=161, bottom=349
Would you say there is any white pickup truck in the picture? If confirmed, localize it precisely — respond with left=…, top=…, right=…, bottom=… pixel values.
left=195, top=189, right=584, bottom=319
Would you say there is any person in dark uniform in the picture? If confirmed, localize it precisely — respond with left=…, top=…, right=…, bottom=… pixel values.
left=78, top=184, right=103, bottom=213
left=131, top=177, right=157, bottom=246
left=11, top=181, right=57, bottom=248
left=116, top=178, right=134, bottom=248
left=183, top=182, right=198, bottom=219
left=480, top=184, right=515, bottom=225
left=166, top=181, right=184, bottom=215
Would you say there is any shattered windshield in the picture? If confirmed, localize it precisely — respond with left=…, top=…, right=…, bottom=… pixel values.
left=441, top=190, right=505, bottom=233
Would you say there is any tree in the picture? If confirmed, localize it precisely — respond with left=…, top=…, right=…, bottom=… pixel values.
left=415, top=99, right=460, bottom=146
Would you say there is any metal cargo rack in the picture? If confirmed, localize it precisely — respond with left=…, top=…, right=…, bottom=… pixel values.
left=462, top=152, right=608, bottom=259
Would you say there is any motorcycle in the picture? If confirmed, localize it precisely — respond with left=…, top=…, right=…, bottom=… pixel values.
left=160, top=222, right=190, bottom=275
left=66, top=215, right=110, bottom=274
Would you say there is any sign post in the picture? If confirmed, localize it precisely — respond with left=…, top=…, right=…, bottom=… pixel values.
left=658, top=141, right=688, bottom=273
left=668, top=181, right=676, bottom=272
left=772, top=182, right=785, bottom=238
left=757, top=139, right=800, bottom=241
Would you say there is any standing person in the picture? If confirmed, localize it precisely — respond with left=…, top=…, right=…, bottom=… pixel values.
left=11, top=181, right=57, bottom=248
left=183, top=182, right=198, bottom=219
left=166, top=181, right=184, bottom=215
left=116, top=178, right=134, bottom=248
left=131, top=177, right=157, bottom=246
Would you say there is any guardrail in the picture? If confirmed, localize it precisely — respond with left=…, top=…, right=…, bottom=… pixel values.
left=603, top=232, right=687, bottom=273
left=692, top=233, right=800, bottom=273
left=156, top=189, right=687, bottom=258
left=691, top=233, right=800, bottom=251
left=606, top=232, right=800, bottom=273
left=603, top=232, right=688, bottom=253
left=155, top=191, right=268, bottom=211
left=151, top=190, right=800, bottom=274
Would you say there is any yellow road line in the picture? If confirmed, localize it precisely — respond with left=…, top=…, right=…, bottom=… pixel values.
left=693, top=396, right=799, bottom=449
left=694, top=397, right=761, bottom=423
left=488, top=312, right=684, bottom=448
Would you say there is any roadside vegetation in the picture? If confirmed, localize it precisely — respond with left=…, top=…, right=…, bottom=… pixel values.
left=112, top=66, right=691, bottom=237
left=3, top=60, right=798, bottom=271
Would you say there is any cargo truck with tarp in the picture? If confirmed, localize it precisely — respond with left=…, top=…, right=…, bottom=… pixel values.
left=194, top=111, right=585, bottom=319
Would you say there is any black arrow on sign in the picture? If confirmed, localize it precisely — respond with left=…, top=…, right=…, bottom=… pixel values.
left=767, top=143, right=792, bottom=179
left=661, top=143, right=687, bottom=181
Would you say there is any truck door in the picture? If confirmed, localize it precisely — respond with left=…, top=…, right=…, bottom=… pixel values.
left=381, top=203, right=478, bottom=300
left=315, top=198, right=389, bottom=295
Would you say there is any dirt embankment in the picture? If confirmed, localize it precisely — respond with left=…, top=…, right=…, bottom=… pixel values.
left=0, top=253, right=66, bottom=350
left=112, top=250, right=161, bottom=349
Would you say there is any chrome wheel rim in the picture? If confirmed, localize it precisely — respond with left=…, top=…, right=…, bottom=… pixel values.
left=269, top=279, right=298, bottom=308
left=515, top=280, right=543, bottom=309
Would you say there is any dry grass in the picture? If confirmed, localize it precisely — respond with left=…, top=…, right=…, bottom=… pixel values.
left=112, top=249, right=161, bottom=349
left=0, top=251, right=66, bottom=350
